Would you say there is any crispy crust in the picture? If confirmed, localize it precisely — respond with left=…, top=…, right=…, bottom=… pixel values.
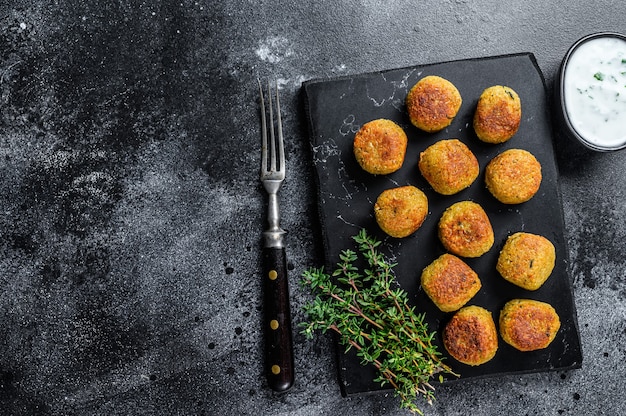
left=499, top=299, right=561, bottom=351
left=374, top=185, right=428, bottom=238
left=473, top=85, right=521, bottom=144
left=406, top=76, right=462, bottom=133
left=438, top=201, right=494, bottom=258
left=443, top=305, right=498, bottom=366
left=485, top=149, right=542, bottom=204
left=418, top=139, right=479, bottom=195
left=496, top=232, right=556, bottom=290
left=421, top=253, right=482, bottom=312
left=353, top=119, right=408, bottom=175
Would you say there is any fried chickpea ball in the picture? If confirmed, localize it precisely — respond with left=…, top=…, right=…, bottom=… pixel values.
left=418, top=139, right=479, bottom=195
left=443, top=305, right=498, bottom=366
left=496, top=232, right=556, bottom=291
left=374, top=185, right=428, bottom=238
left=499, top=299, right=561, bottom=351
left=473, top=85, right=522, bottom=144
left=353, top=119, right=408, bottom=175
left=420, top=253, right=482, bottom=312
left=438, top=201, right=494, bottom=258
left=485, top=149, right=542, bottom=204
left=406, top=75, right=462, bottom=133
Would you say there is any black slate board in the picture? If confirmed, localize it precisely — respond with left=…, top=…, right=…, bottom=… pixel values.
left=302, top=53, right=582, bottom=396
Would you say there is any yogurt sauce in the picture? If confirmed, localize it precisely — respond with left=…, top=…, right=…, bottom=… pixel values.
left=563, top=35, right=626, bottom=149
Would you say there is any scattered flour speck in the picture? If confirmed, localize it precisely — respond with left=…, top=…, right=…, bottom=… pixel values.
left=255, top=36, right=294, bottom=63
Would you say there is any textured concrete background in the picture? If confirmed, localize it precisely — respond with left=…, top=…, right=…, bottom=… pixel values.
left=0, top=1, right=625, bottom=415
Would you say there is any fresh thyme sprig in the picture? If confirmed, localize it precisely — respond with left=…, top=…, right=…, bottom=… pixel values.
left=300, top=229, right=458, bottom=414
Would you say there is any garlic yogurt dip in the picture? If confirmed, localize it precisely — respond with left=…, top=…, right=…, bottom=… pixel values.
left=562, top=34, right=626, bottom=150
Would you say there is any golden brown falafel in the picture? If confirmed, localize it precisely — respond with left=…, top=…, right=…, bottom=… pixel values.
left=353, top=119, right=408, bottom=175
left=473, top=85, right=522, bottom=144
left=485, top=149, right=542, bottom=204
left=438, top=201, right=494, bottom=258
left=420, top=253, right=482, bottom=312
left=496, top=232, right=556, bottom=291
left=443, top=305, right=498, bottom=366
left=499, top=299, right=561, bottom=352
left=406, top=76, right=462, bottom=133
left=374, top=185, right=428, bottom=238
left=419, top=139, right=479, bottom=195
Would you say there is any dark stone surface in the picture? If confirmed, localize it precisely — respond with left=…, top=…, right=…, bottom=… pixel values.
left=0, top=1, right=624, bottom=415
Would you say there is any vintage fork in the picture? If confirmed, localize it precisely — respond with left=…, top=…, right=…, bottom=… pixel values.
left=258, top=79, right=294, bottom=392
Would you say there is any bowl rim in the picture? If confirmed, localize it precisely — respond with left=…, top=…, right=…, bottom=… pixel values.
left=558, top=31, right=626, bottom=152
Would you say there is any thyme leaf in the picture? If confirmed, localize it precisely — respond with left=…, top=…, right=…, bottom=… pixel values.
left=300, top=229, right=458, bottom=414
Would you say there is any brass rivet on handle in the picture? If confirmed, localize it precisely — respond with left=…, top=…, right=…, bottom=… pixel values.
left=271, top=365, right=281, bottom=375
left=270, top=319, right=279, bottom=330
left=268, top=270, right=278, bottom=280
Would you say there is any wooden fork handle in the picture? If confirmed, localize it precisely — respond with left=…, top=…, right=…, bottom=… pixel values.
left=262, top=246, right=294, bottom=392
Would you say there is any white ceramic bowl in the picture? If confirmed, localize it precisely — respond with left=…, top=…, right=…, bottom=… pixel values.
left=556, top=32, right=626, bottom=152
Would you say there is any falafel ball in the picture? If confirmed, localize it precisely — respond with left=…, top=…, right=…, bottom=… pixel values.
left=406, top=75, right=462, bottom=133
left=420, top=253, right=482, bottom=312
left=353, top=119, right=408, bottom=175
left=438, top=201, right=494, bottom=258
left=496, top=232, right=556, bottom=291
left=473, top=85, right=522, bottom=144
left=443, top=305, right=498, bottom=366
left=419, top=139, right=479, bottom=195
left=374, top=185, right=428, bottom=238
left=485, top=149, right=542, bottom=204
left=499, top=299, right=561, bottom=352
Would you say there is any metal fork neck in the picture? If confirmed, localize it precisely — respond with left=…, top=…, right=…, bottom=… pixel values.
left=263, top=192, right=286, bottom=248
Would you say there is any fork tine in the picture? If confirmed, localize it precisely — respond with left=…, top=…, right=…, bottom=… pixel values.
left=258, top=78, right=268, bottom=175
left=274, top=82, right=285, bottom=173
left=259, top=79, right=285, bottom=177
left=267, top=80, right=276, bottom=173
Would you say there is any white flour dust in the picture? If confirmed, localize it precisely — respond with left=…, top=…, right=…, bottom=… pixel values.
left=254, top=36, right=294, bottom=64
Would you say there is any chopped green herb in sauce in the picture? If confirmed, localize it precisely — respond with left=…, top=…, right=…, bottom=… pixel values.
left=594, top=72, right=605, bottom=81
